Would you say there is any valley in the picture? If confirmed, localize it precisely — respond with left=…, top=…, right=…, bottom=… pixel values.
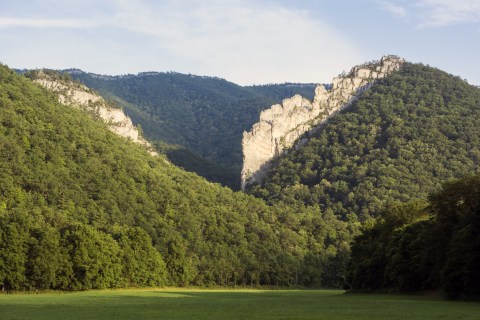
left=1, top=54, right=480, bottom=300
left=3, top=1, right=480, bottom=318
left=66, top=69, right=317, bottom=189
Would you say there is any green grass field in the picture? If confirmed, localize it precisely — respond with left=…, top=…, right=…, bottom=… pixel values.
left=1, top=289, right=479, bottom=320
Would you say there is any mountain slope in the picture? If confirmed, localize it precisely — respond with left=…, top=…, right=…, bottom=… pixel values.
left=67, top=70, right=316, bottom=188
left=25, top=69, right=157, bottom=155
left=250, top=63, right=480, bottom=220
left=0, top=64, right=350, bottom=290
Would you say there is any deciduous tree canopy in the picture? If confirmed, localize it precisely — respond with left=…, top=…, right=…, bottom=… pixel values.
left=0, top=65, right=345, bottom=291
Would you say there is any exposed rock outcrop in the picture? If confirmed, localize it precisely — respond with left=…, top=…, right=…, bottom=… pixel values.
left=241, top=55, right=405, bottom=190
left=32, top=71, right=157, bottom=155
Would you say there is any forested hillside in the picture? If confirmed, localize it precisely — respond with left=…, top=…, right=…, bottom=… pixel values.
left=5, top=60, right=480, bottom=298
left=67, top=70, right=316, bottom=189
left=250, top=63, right=480, bottom=220
left=0, top=64, right=349, bottom=291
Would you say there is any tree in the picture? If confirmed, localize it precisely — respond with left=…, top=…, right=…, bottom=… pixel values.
left=61, top=223, right=122, bottom=290
left=112, top=226, right=167, bottom=287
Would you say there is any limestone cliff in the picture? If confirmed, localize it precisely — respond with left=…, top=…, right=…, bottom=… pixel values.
left=32, top=71, right=157, bottom=155
left=241, top=55, right=405, bottom=190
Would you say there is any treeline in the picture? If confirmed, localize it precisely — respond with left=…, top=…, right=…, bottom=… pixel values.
left=0, top=64, right=351, bottom=290
left=0, top=214, right=167, bottom=290
left=347, top=174, right=480, bottom=300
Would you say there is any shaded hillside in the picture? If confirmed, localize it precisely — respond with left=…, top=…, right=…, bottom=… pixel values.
left=348, top=174, right=480, bottom=300
left=153, top=141, right=239, bottom=188
left=250, top=63, right=480, bottom=220
left=67, top=70, right=316, bottom=188
left=0, top=64, right=350, bottom=290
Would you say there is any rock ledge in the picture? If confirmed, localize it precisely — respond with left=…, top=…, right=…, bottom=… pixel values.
left=33, top=71, right=157, bottom=156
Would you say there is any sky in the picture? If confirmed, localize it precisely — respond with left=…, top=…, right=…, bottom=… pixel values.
left=0, top=0, right=479, bottom=85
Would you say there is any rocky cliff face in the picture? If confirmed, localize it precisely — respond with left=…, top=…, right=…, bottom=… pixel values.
left=241, top=55, right=405, bottom=190
left=33, top=71, right=157, bottom=155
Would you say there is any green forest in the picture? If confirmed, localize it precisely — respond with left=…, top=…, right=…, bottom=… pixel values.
left=68, top=70, right=316, bottom=189
left=2, top=60, right=480, bottom=300
left=0, top=64, right=349, bottom=291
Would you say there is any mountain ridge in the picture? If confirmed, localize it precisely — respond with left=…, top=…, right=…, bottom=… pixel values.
left=241, top=55, right=405, bottom=190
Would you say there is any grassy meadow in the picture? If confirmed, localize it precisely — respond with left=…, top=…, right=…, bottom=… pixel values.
left=1, top=289, right=479, bottom=320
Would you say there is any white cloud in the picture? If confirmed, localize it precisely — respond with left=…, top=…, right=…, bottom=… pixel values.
left=377, top=0, right=407, bottom=17
left=106, top=0, right=364, bottom=84
left=416, top=0, right=480, bottom=27
left=0, top=0, right=364, bottom=84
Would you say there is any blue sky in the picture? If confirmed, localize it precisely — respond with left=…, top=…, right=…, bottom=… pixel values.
left=0, top=0, right=479, bottom=85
